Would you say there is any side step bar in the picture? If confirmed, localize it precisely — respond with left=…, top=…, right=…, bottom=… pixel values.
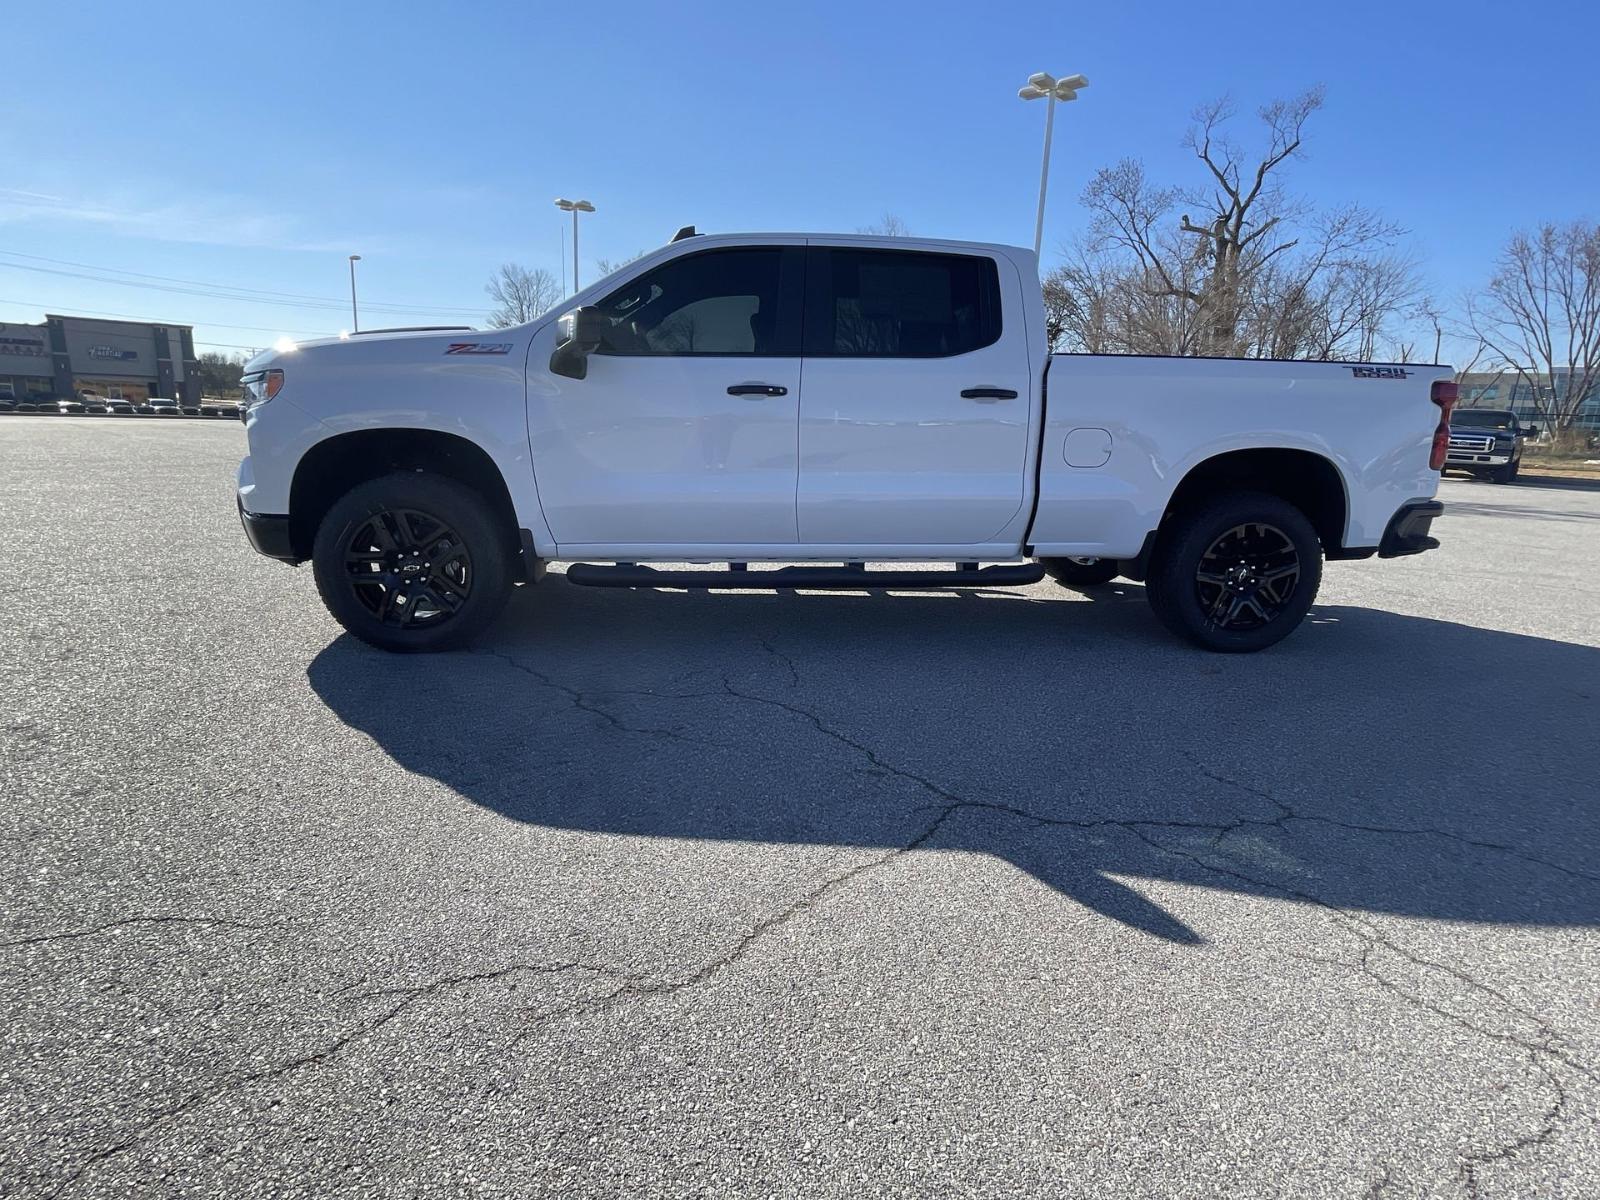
left=564, top=562, right=1046, bottom=590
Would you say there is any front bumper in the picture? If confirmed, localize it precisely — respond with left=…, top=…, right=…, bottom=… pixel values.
left=1379, top=499, right=1443, bottom=558
left=1445, top=451, right=1512, bottom=466
left=238, top=498, right=298, bottom=563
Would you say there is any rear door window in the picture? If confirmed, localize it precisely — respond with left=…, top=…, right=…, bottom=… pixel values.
left=805, top=248, right=1002, bottom=357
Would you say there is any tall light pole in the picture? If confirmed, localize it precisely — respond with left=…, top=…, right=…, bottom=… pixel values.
left=347, top=254, right=362, bottom=332
left=555, top=199, right=595, bottom=291
left=1017, top=71, right=1089, bottom=259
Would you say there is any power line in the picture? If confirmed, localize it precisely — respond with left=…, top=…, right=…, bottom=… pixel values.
left=0, top=252, right=494, bottom=318
left=0, top=248, right=494, bottom=315
left=0, top=248, right=482, bottom=310
left=0, top=259, right=484, bottom=318
left=0, top=296, right=330, bottom=337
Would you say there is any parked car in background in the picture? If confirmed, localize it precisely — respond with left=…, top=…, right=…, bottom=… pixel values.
left=0, top=396, right=15, bottom=413
left=148, top=397, right=180, bottom=416
left=1444, top=409, right=1533, bottom=483
left=103, top=398, right=137, bottom=415
left=56, top=397, right=85, bottom=415
left=76, top=394, right=108, bottom=414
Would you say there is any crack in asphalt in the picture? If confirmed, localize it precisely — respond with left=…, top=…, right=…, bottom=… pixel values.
left=759, top=637, right=800, bottom=689
left=44, top=655, right=1593, bottom=1195
left=680, top=680, right=1597, bottom=1198
left=494, top=673, right=1222, bottom=1036
left=1192, top=760, right=1600, bottom=885
left=511, top=804, right=966, bottom=1039
left=1115, top=822, right=1592, bottom=1195
left=0, top=915, right=272, bottom=951
left=1457, top=1051, right=1568, bottom=1199
left=41, top=959, right=632, bottom=1198
left=472, top=649, right=724, bottom=745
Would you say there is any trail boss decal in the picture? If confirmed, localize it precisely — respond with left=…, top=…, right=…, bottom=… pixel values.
left=444, top=342, right=512, bottom=356
left=1349, top=366, right=1413, bottom=379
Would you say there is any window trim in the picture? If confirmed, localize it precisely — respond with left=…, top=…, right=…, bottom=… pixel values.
left=801, top=246, right=1004, bottom=359
left=592, top=245, right=806, bottom=358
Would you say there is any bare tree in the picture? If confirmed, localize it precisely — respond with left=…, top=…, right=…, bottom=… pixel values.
left=858, top=213, right=911, bottom=237
left=1467, top=221, right=1600, bottom=440
left=595, top=251, right=648, bottom=278
left=1060, top=88, right=1418, bottom=361
left=1044, top=248, right=1203, bottom=355
left=485, top=263, right=561, bottom=328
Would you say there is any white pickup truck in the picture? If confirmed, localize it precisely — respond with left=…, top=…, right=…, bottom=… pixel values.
left=236, top=230, right=1454, bottom=654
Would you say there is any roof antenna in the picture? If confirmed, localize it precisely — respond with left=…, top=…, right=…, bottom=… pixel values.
left=671, top=225, right=698, bottom=242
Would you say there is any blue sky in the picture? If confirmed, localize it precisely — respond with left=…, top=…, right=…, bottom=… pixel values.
left=4, top=0, right=1595, bottom=360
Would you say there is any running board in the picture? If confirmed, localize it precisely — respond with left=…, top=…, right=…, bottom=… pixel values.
left=564, top=562, right=1046, bottom=590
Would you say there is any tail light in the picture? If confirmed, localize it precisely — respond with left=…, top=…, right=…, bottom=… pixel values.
left=1429, top=379, right=1457, bottom=471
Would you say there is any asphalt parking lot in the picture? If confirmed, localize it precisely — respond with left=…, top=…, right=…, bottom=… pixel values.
left=3, top=417, right=1598, bottom=1198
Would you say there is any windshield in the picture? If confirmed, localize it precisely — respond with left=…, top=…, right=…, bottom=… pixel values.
left=1452, top=410, right=1517, bottom=430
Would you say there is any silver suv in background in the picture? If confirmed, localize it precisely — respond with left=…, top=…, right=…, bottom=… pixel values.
left=1445, top=409, right=1534, bottom=483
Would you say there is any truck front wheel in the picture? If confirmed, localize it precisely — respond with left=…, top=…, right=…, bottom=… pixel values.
left=1144, top=491, right=1322, bottom=653
left=311, top=472, right=513, bottom=653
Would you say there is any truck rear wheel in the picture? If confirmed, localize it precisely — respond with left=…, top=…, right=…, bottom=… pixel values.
left=1041, top=556, right=1122, bottom=587
left=1144, top=491, right=1322, bottom=653
left=311, top=472, right=513, bottom=653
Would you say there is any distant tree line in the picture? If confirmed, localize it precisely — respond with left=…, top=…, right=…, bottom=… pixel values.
left=193, top=351, right=247, bottom=399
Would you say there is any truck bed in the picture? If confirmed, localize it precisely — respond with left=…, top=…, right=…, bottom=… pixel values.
left=1027, top=354, right=1452, bottom=558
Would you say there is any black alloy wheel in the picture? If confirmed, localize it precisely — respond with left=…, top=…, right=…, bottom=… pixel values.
left=1145, top=491, right=1322, bottom=652
left=1193, top=522, right=1301, bottom=632
left=311, top=472, right=513, bottom=653
left=343, top=508, right=474, bottom=629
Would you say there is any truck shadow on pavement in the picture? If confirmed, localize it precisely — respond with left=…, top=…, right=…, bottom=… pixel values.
left=307, top=581, right=1600, bottom=945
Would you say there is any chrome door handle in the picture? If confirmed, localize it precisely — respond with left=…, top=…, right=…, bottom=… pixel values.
left=727, top=383, right=788, bottom=397
left=961, top=387, right=1018, bottom=401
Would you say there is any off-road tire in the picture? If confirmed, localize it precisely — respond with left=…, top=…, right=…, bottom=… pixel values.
left=311, top=472, right=513, bottom=653
left=1145, top=491, right=1322, bottom=653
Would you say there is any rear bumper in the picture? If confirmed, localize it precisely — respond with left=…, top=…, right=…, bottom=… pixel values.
left=1378, top=499, right=1443, bottom=558
left=238, top=498, right=298, bottom=563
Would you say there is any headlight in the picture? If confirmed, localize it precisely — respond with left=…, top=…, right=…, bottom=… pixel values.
left=241, top=368, right=284, bottom=408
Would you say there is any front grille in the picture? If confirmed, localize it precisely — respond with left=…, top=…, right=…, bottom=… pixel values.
left=1448, top=433, right=1494, bottom=453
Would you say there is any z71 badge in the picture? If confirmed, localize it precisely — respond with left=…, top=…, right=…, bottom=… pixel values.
left=444, top=342, right=512, bottom=356
left=1349, top=365, right=1412, bottom=379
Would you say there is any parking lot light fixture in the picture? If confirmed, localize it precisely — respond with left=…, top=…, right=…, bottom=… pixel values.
left=555, top=199, right=597, bottom=290
left=1019, top=71, right=1089, bottom=258
left=348, top=254, right=362, bottom=332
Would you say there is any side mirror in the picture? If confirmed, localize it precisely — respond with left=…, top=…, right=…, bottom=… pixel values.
left=1522, top=424, right=1539, bottom=437
left=549, top=306, right=606, bottom=380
